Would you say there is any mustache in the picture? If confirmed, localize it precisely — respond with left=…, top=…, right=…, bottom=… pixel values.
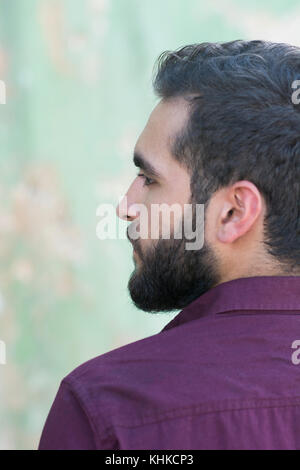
left=127, top=226, right=143, bottom=258
left=126, top=226, right=137, bottom=245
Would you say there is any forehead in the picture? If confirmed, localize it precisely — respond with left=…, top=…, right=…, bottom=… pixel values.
left=134, top=97, right=190, bottom=171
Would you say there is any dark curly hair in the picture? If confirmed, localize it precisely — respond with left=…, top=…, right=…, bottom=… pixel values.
left=152, top=39, right=300, bottom=269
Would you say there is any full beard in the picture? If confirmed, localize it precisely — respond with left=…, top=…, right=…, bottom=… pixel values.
left=127, top=230, right=221, bottom=313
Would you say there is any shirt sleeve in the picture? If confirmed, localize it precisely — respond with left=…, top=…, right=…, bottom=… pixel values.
left=38, top=379, right=97, bottom=450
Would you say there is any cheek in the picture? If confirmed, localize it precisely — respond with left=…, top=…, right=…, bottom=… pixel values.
left=142, top=203, right=184, bottom=242
left=202, top=202, right=217, bottom=246
left=139, top=177, right=191, bottom=240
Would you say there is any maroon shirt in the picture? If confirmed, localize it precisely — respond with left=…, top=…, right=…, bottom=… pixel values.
left=38, top=276, right=300, bottom=450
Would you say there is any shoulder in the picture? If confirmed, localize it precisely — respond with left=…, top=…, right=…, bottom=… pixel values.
left=59, top=327, right=182, bottom=432
left=63, top=327, right=170, bottom=389
left=61, top=312, right=235, bottom=391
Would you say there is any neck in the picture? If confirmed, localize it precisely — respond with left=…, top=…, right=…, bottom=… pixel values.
left=219, top=254, right=300, bottom=285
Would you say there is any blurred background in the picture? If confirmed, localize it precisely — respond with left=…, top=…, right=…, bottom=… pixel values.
left=0, top=0, right=299, bottom=450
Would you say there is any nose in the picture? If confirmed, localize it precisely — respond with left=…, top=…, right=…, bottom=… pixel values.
left=116, top=194, right=140, bottom=221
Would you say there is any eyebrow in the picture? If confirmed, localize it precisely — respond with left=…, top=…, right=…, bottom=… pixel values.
left=133, top=150, right=162, bottom=179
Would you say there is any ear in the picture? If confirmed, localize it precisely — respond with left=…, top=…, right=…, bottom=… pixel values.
left=217, top=181, right=262, bottom=244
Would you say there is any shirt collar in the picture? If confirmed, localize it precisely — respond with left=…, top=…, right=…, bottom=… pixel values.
left=161, top=276, right=300, bottom=332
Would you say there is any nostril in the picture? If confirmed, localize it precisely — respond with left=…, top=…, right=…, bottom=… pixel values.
left=116, top=195, right=131, bottom=221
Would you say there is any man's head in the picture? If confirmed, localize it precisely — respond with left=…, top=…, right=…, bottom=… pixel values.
left=117, top=39, right=300, bottom=313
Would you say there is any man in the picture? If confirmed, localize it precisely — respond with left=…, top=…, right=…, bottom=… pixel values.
left=39, top=40, right=300, bottom=450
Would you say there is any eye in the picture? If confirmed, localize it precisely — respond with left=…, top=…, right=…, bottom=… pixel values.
left=137, top=173, right=155, bottom=186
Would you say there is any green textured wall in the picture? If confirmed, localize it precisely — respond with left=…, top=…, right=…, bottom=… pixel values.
left=0, top=0, right=299, bottom=450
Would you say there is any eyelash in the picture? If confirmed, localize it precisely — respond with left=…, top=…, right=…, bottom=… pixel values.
left=137, top=173, right=155, bottom=186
